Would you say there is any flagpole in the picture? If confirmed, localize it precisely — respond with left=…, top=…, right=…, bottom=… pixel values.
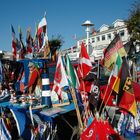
left=97, top=59, right=100, bottom=79
left=70, top=87, right=83, bottom=132
left=98, top=83, right=110, bottom=116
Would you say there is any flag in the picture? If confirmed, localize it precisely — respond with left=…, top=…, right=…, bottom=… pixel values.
left=79, top=42, right=92, bottom=77
left=132, top=81, right=140, bottom=102
left=52, top=54, right=69, bottom=102
left=78, top=42, right=92, bottom=93
left=42, top=32, right=50, bottom=58
left=77, top=42, right=93, bottom=128
left=66, top=55, right=77, bottom=87
left=26, top=27, right=33, bottom=54
left=80, top=118, right=122, bottom=140
left=33, top=23, right=39, bottom=55
left=10, top=109, right=26, bottom=136
left=65, top=54, right=84, bottom=130
left=104, top=34, right=127, bottom=69
left=83, top=64, right=97, bottom=81
left=18, top=26, right=26, bottom=59
left=119, top=77, right=137, bottom=117
left=109, top=53, right=122, bottom=94
left=11, top=25, right=17, bottom=60
left=100, top=85, right=115, bottom=106
left=37, top=17, right=47, bottom=36
left=37, top=16, right=50, bottom=59
left=116, top=57, right=130, bottom=103
left=0, top=118, right=12, bottom=140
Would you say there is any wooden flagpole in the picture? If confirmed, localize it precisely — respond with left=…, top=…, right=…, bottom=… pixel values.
left=70, top=87, right=83, bottom=133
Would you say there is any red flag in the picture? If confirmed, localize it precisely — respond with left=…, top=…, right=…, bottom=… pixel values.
left=79, top=42, right=92, bottom=77
left=100, top=85, right=115, bottom=106
left=80, top=118, right=122, bottom=140
left=137, top=71, right=140, bottom=82
left=119, top=77, right=137, bottom=117
left=132, top=81, right=140, bottom=102
left=78, top=42, right=92, bottom=93
left=52, top=55, right=69, bottom=101
left=77, top=42, right=93, bottom=128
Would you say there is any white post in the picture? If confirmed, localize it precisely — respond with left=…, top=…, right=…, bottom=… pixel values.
left=82, top=20, right=94, bottom=55
left=86, top=26, right=90, bottom=54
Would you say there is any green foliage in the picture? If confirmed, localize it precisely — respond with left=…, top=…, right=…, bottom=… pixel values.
left=125, top=1, right=140, bottom=42
left=49, top=35, right=64, bottom=51
left=48, top=35, right=64, bottom=61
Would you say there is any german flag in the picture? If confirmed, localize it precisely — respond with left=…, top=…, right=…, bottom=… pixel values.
left=113, top=57, right=130, bottom=95
left=104, top=34, right=127, bottom=69
left=119, top=77, right=137, bottom=117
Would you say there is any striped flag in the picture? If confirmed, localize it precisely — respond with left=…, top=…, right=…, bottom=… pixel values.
left=103, top=34, right=127, bottom=69
left=119, top=77, right=137, bottom=117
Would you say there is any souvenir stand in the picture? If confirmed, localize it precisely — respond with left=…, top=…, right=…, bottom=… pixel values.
left=0, top=58, right=83, bottom=140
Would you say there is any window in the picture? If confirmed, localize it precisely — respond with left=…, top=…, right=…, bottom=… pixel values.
left=92, top=38, right=95, bottom=43
left=96, top=36, right=100, bottom=42
left=107, top=34, right=111, bottom=40
left=120, top=30, right=125, bottom=36
left=102, top=35, right=105, bottom=41
left=88, top=39, right=91, bottom=44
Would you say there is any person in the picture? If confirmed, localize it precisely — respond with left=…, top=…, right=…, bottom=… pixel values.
left=24, top=62, right=41, bottom=96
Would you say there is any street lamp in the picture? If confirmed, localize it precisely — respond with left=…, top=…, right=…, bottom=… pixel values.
left=82, top=20, right=94, bottom=54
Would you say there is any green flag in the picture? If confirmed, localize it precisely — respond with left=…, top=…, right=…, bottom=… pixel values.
left=66, top=55, right=76, bottom=87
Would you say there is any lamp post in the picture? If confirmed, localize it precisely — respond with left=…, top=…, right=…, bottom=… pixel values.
left=82, top=20, right=94, bottom=54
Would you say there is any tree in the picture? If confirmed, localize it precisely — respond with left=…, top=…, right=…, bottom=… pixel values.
left=49, top=35, right=64, bottom=61
left=125, top=1, right=140, bottom=82
left=125, top=1, right=140, bottom=42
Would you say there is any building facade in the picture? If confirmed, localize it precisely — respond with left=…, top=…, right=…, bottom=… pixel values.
left=63, top=19, right=130, bottom=62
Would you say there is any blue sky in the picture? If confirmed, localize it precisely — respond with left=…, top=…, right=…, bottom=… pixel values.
left=0, top=0, right=135, bottom=52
